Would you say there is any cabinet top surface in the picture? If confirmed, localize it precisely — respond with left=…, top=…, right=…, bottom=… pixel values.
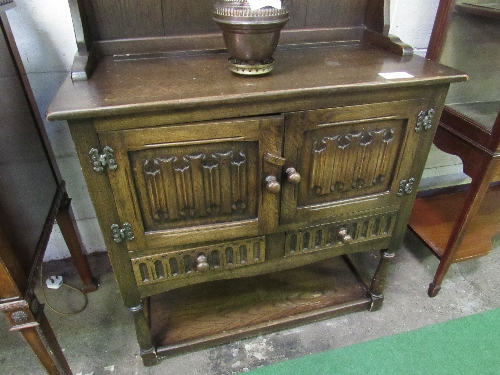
left=47, top=44, right=466, bottom=121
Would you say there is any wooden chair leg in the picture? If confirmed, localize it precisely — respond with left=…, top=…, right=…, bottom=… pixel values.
left=19, top=312, right=73, bottom=375
left=5, top=298, right=72, bottom=375
left=428, top=160, right=495, bottom=297
left=56, top=191, right=98, bottom=293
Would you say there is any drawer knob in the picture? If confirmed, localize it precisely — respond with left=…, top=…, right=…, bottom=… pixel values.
left=338, top=228, right=352, bottom=244
left=286, top=167, right=301, bottom=185
left=265, top=175, right=281, bottom=194
left=196, top=254, right=209, bottom=272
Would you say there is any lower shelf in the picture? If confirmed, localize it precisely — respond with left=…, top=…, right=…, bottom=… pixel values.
left=149, top=256, right=371, bottom=359
left=408, top=184, right=500, bottom=261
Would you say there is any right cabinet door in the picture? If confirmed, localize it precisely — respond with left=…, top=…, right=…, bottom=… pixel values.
left=281, top=99, right=430, bottom=225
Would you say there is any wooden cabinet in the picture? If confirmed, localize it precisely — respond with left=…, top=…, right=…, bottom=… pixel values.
left=95, top=98, right=430, bottom=296
left=47, top=0, right=466, bottom=366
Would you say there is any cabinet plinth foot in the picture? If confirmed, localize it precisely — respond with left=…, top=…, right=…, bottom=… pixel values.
left=368, top=250, right=394, bottom=311
left=129, top=302, right=155, bottom=362
left=140, top=347, right=158, bottom=367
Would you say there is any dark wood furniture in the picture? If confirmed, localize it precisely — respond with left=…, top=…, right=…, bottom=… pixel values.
left=0, top=3, right=97, bottom=374
left=408, top=0, right=500, bottom=297
left=47, top=0, right=465, bottom=366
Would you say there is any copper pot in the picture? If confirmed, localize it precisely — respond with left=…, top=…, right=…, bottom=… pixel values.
left=213, top=0, right=289, bottom=75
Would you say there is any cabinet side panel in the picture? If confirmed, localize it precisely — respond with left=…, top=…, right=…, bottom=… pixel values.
left=388, top=86, right=451, bottom=252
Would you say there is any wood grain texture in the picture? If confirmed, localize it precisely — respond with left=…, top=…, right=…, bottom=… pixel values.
left=281, top=98, right=429, bottom=226
left=68, top=120, right=143, bottom=307
left=150, top=257, right=370, bottom=357
left=425, top=0, right=455, bottom=61
left=47, top=45, right=466, bottom=122
left=409, top=184, right=500, bottom=261
left=49, top=0, right=468, bottom=363
left=131, top=236, right=266, bottom=287
left=407, top=1, right=500, bottom=295
left=387, top=85, right=450, bottom=255
left=364, top=0, right=389, bottom=34
left=363, top=29, right=414, bottom=56
left=78, top=0, right=368, bottom=42
left=83, top=0, right=164, bottom=40
left=17, top=313, right=73, bottom=375
left=131, top=143, right=257, bottom=231
left=286, top=0, right=365, bottom=29
left=98, top=116, right=282, bottom=250
left=162, top=0, right=219, bottom=35
left=56, top=195, right=98, bottom=292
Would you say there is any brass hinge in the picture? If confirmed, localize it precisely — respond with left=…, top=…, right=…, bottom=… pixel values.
left=111, top=222, right=135, bottom=243
left=89, top=146, right=118, bottom=172
left=415, top=109, right=435, bottom=132
left=397, top=178, right=415, bottom=196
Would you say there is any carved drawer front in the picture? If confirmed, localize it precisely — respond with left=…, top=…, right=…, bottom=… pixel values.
left=284, top=210, right=398, bottom=257
left=281, top=98, right=431, bottom=224
left=131, top=236, right=265, bottom=287
left=97, top=116, right=283, bottom=250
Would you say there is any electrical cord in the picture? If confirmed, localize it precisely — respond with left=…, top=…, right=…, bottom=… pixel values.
left=40, top=262, right=89, bottom=315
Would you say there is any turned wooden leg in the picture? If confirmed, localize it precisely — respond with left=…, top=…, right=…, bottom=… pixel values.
left=428, top=159, right=495, bottom=297
left=56, top=190, right=98, bottom=293
left=130, top=301, right=157, bottom=366
left=4, top=297, right=72, bottom=375
left=369, top=250, right=395, bottom=311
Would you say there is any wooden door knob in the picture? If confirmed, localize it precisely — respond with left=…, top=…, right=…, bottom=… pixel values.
left=196, top=254, right=209, bottom=272
left=338, top=228, right=352, bottom=244
left=265, top=175, right=281, bottom=194
left=286, top=167, right=301, bottom=185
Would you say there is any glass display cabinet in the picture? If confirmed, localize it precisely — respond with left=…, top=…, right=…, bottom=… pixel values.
left=408, top=0, right=500, bottom=297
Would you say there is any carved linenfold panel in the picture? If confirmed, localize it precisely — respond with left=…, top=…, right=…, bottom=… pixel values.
left=309, top=127, right=398, bottom=198
left=131, top=236, right=266, bottom=286
left=284, top=211, right=397, bottom=256
left=131, top=142, right=258, bottom=231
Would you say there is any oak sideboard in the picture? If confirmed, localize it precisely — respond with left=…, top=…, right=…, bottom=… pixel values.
left=47, top=0, right=466, bottom=365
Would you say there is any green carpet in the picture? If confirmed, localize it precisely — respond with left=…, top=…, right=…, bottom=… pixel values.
left=248, top=308, right=500, bottom=375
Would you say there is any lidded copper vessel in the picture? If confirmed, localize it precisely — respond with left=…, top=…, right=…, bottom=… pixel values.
left=213, top=0, right=289, bottom=75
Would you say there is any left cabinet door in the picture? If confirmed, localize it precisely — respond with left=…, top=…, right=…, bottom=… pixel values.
left=97, top=115, right=283, bottom=251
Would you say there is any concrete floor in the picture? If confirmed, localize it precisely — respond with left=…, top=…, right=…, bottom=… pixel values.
left=1, top=230, right=499, bottom=375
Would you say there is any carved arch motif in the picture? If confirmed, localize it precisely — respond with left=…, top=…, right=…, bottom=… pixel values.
left=309, top=128, right=397, bottom=196
left=141, top=149, right=250, bottom=224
